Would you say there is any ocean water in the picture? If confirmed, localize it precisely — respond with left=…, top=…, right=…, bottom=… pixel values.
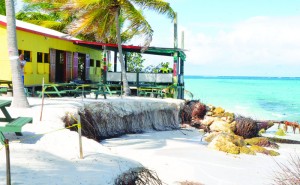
left=184, top=76, right=300, bottom=122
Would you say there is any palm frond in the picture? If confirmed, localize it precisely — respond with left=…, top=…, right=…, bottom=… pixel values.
left=123, top=1, right=153, bottom=49
left=133, top=0, right=176, bottom=20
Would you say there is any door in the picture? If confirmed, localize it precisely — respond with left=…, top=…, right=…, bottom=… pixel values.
left=49, top=48, right=56, bottom=82
left=55, top=50, right=65, bottom=83
left=65, top=51, right=72, bottom=82
left=85, top=54, right=90, bottom=80
left=73, top=52, right=78, bottom=80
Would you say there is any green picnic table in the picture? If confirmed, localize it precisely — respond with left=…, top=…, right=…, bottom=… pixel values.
left=92, top=83, right=110, bottom=99
left=0, top=99, right=32, bottom=136
left=106, top=84, right=122, bottom=96
left=137, top=85, right=167, bottom=98
left=37, top=83, right=71, bottom=97
left=72, top=84, right=92, bottom=98
left=0, top=80, right=12, bottom=88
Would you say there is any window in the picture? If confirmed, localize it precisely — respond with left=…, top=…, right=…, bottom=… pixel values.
left=24, top=50, right=31, bottom=62
left=96, top=60, right=100, bottom=67
left=44, top=53, right=49, bottom=63
left=37, top=52, right=43, bottom=63
left=90, top=59, right=94, bottom=67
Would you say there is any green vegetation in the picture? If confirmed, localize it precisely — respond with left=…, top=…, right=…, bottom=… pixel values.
left=0, top=0, right=5, bottom=15
left=127, top=52, right=144, bottom=72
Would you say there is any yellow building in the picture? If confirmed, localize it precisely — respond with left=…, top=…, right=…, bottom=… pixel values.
left=0, top=15, right=103, bottom=86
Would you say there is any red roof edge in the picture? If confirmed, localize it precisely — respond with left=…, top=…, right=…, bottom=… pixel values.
left=73, top=40, right=143, bottom=50
left=0, top=20, right=76, bottom=42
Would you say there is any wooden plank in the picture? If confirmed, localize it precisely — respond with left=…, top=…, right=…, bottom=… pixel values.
left=0, top=100, right=11, bottom=107
left=0, top=117, right=33, bottom=135
left=6, top=117, right=33, bottom=127
left=37, top=91, right=67, bottom=97
left=0, top=87, right=8, bottom=94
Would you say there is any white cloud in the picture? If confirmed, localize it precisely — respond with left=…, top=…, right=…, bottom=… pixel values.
left=184, top=16, right=300, bottom=67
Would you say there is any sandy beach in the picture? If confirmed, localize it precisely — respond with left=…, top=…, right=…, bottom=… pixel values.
left=0, top=96, right=300, bottom=185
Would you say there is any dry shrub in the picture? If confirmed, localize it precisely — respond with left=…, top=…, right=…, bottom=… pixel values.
left=62, top=109, right=101, bottom=140
left=179, top=181, right=204, bottom=185
left=181, top=100, right=207, bottom=125
left=272, top=154, right=300, bottom=185
left=235, top=116, right=259, bottom=139
left=115, top=167, right=162, bottom=185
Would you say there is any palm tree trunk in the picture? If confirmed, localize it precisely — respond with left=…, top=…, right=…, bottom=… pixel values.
left=115, top=8, right=130, bottom=96
left=5, top=0, right=30, bottom=107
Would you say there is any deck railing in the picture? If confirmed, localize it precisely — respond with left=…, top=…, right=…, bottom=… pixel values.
left=106, top=72, right=173, bottom=85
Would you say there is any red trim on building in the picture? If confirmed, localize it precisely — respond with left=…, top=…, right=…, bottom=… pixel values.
left=0, top=20, right=76, bottom=42
left=73, top=40, right=142, bottom=50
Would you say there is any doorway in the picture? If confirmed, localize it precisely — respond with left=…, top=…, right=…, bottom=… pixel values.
left=78, top=53, right=86, bottom=80
left=55, top=50, right=65, bottom=83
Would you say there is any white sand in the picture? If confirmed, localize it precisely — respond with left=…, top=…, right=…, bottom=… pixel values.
left=0, top=96, right=299, bottom=185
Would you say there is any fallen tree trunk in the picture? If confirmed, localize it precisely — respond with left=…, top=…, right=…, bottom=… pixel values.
left=66, top=99, right=184, bottom=140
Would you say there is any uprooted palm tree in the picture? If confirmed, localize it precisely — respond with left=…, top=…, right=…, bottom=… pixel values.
left=25, top=0, right=175, bottom=96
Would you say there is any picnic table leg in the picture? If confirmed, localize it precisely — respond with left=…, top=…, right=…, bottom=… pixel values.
left=103, top=85, right=112, bottom=96
left=53, top=87, right=62, bottom=97
left=39, top=86, right=48, bottom=98
left=0, top=107, right=12, bottom=121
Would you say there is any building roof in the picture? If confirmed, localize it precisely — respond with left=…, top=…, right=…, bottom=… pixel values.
left=0, top=15, right=186, bottom=60
left=73, top=41, right=186, bottom=60
left=0, top=15, right=78, bottom=41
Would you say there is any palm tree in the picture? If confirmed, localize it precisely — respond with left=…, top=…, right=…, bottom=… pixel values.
left=25, top=0, right=175, bottom=96
left=5, top=0, right=30, bottom=107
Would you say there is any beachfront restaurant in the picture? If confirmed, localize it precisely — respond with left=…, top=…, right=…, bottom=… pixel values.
left=0, top=15, right=186, bottom=99
left=73, top=41, right=186, bottom=99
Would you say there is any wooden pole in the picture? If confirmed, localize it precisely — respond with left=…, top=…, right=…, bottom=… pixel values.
left=181, top=31, right=184, bottom=49
left=5, top=139, right=11, bottom=185
left=173, top=13, right=179, bottom=99
left=174, top=12, right=178, bottom=49
left=40, top=77, right=45, bottom=121
left=77, top=115, right=83, bottom=159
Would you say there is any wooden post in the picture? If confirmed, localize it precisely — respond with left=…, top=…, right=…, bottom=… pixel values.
left=103, top=46, right=107, bottom=84
left=40, top=77, right=45, bottom=121
left=180, top=31, right=185, bottom=99
left=173, top=13, right=180, bottom=99
left=174, top=12, right=178, bottom=49
left=181, top=31, right=184, bottom=49
left=5, top=139, right=11, bottom=185
left=77, top=115, right=83, bottom=159
left=114, top=51, right=117, bottom=72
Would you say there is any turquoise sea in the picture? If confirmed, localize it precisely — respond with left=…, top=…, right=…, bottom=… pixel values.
left=184, top=76, right=300, bottom=122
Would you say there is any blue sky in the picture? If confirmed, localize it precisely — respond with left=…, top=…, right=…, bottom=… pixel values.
left=137, top=0, right=300, bottom=77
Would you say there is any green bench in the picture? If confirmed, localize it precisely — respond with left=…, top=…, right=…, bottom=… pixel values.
left=93, top=90, right=109, bottom=99
left=37, top=90, right=67, bottom=97
left=0, top=87, right=8, bottom=94
left=109, top=90, right=122, bottom=96
left=0, top=117, right=33, bottom=136
left=73, top=89, right=92, bottom=98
